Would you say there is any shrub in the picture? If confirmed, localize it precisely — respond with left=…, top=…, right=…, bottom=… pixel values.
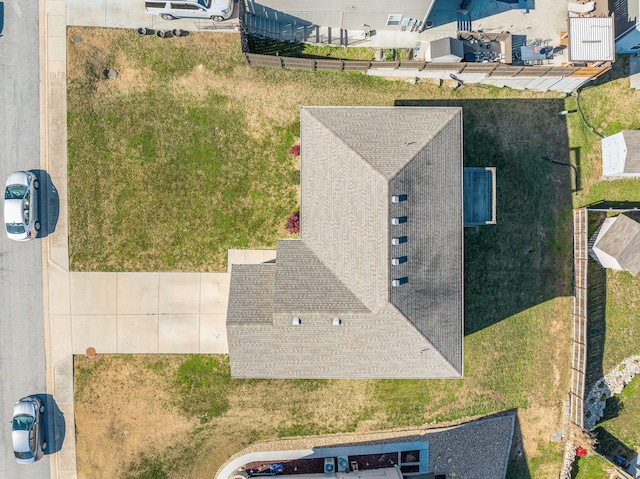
left=289, top=144, right=300, bottom=157
left=286, top=211, right=300, bottom=234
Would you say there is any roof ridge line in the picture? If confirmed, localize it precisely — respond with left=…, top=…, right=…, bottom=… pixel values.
left=387, top=109, right=461, bottom=179
left=302, top=108, right=391, bottom=181
left=386, top=303, right=462, bottom=376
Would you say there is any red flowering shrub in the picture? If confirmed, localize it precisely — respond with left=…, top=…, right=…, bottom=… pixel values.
left=286, top=211, right=300, bottom=234
left=289, top=144, right=300, bottom=157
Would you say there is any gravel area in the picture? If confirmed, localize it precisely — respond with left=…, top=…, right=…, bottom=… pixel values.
left=217, top=415, right=515, bottom=479
left=584, top=355, right=640, bottom=430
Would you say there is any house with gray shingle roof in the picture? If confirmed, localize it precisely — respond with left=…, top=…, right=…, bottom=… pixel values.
left=227, top=106, right=466, bottom=379
left=602, top=130, right=640, bottom=178
left=590, top=214, right=640, bottom=276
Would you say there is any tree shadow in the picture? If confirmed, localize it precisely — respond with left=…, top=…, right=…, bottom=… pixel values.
left=396, top=98, right=573, bottom=334
left=34, top=393, right=66, bottom=455
left=585, top=200, right=640, bottom=211
left=569, top=147, right=582, bottom=193
left=32, top=169, right=60, bottom=238
left=593, top=426, right=635, bottom=461
left=599, top=395, right=625, bottom=422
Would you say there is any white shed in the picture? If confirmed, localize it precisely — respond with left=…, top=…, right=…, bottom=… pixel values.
left=601, top=130, right=640, bottom=177
left=590, top=215, right=640, bottom=276
left=568, top=16, right=615, bottom=62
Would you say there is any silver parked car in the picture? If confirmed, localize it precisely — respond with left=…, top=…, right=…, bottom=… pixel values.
left=4, top=171, right=40, bottom=241
left=12, top=396, right=47, bottom=464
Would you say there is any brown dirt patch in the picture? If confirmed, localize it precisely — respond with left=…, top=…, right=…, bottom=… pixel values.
left=75, top=356, right=199, bottom=478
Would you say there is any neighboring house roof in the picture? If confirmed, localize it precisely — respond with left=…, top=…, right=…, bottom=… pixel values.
left=592, top=214, right=640, bottom=276
left=602, top=130, right=640, bottom=177
left=430, top=37, right=465, bottom=62
left=227, top=106, right=464, bottom=379
left=568, top=16, right=615, bottom=62
left=244, top=0, right=436, bottom=31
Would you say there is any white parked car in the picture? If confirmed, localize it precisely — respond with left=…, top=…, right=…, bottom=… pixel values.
left=4, top=171, right=40, bottom=241
left=145, top=0, right=234, bottom=22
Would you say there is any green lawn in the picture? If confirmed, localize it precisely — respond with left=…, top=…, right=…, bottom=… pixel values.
left=572, top=453, right=611, bottom=479
left=68, top=28, right=640, bottom=479
left=592, top=374, right=640, bottom=458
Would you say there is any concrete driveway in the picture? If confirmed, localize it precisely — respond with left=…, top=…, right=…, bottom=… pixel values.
left=49, top=271, right=230, bottom=360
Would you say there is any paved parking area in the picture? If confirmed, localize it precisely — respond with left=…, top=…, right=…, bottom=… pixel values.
left=66, top=0, right=240, bottom=30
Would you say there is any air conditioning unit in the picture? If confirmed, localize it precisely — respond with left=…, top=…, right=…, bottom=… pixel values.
left=337, top=456, right=349, bottom=472
left=324, top=458, right=336, bottom=474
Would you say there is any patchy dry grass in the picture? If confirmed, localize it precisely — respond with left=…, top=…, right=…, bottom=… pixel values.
left=74, top=350, right=568, bottom=479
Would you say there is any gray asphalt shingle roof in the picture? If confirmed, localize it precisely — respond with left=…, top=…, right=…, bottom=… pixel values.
left=595, top=214, right=640, bottom=276
left=430, top=37, right=465, bottom=60
left=622, top=130, right=640, bottom=173
left=227, top=107, right=464, bottom=378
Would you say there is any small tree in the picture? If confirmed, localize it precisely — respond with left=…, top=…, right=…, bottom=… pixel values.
left=286, top=211, right=300, bottom=234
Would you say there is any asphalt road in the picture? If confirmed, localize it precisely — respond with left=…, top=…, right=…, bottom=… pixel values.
left=0, top=0, right=51, bottom=477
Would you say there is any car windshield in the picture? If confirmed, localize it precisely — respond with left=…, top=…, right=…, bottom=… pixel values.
left=6, top=223, right=26, bottom=234
left=12, top=414, right=34, bottom=431
left=5, top=184, right=27, bottom=200
left=14, top=450, right=34, bottom=459
left=197, top=0, right=211, bottom=8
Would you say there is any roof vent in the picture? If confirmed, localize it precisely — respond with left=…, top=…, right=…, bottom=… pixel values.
left=392, top=194, right=408, bottom=203
left=392, top=236, right=407, bottom=245
left=392, top=256, right=407, bottom=265
left=392, top=277, right=409, bottom=287
left=392, top=216, right=407, bottom=225
left=332, top=317, right=342, bottom=326
left=292, top=317, right=301, bottom=325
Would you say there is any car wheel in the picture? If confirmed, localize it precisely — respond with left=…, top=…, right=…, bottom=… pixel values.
left=160, top=14, right=175, bottom=20
left=34, top=179, right=40, bottom=190
left=212, top=15, right=224, bottom=22
left=39, top=405, right=45, bottom=413
left=42, top=442, right=47, bottom=451
left=34, top=221, right=41, bottom=231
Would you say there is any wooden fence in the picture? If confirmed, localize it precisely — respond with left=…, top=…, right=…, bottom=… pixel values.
left=242, top=53, right=605, bottom=77
left=570, top=208, right=588, bottom=428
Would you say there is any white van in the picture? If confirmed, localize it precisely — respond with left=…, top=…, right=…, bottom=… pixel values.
left=145, top=0, right=234, bottom=22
